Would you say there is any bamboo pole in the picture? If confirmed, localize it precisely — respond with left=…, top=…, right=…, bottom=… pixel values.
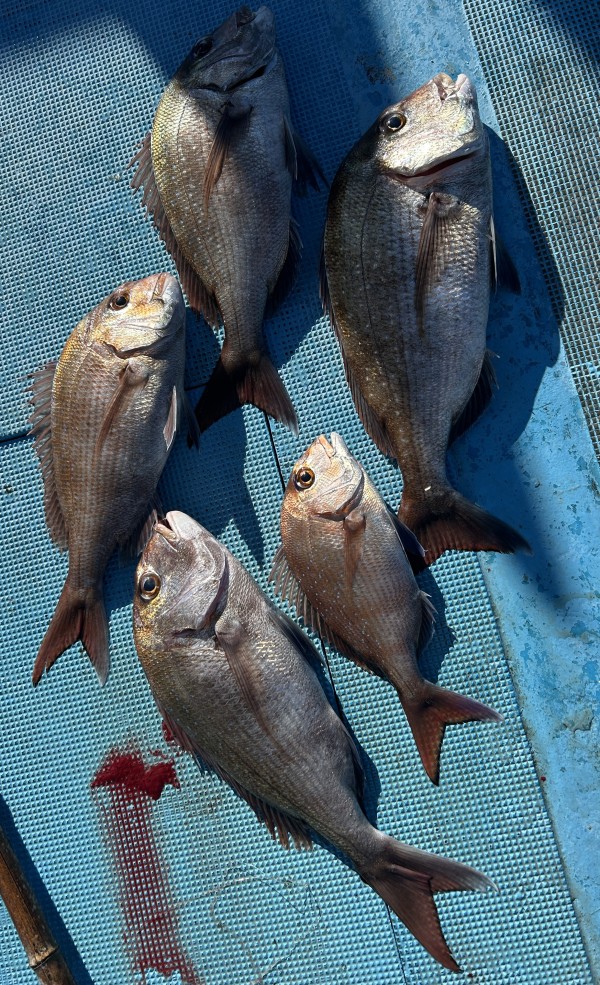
left=0, top=824, right=77, bottom=984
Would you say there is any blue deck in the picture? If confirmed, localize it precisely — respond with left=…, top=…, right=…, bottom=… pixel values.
left=0, top=1, right=597, bottom=982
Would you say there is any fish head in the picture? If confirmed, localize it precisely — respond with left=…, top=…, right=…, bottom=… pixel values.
left=92, top=272, right=185, bottom=355
left=134, top=511, right=229, bottom=652
left=283, top=433, right=365, bottom=521
left=177, top=6, right=277, bottom=93
left=369, top=73, right=487, bottom=181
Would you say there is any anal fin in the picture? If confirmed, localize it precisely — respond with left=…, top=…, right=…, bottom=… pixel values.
left=448, top=349, right=497, bottom=445
left=266, top=218, right=302, bottom=315
left=28, top=361, right=68, bottom=550
left=156, top=702, right=312, bottom=850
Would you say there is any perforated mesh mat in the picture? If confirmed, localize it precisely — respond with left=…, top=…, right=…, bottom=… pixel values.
left=0, top=0, right=596, bottom=983
left=463, top=0, right=600, bottom=461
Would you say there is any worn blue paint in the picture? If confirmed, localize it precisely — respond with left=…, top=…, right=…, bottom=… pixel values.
left=0, top=0, right=597, bottom=982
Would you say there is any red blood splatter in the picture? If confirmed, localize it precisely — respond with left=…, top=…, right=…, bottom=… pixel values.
left=92, top=743, right=202, bottom=985
left=92, top=749, right=179, bottom=801
left=540, top=775, right=547, bottom=782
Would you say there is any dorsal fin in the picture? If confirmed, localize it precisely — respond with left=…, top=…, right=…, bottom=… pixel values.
left=129, top=134, right=221, bottom=327
left=28, top=362, right=68, bottom=550
left=157, top=702, right=312, bottom=850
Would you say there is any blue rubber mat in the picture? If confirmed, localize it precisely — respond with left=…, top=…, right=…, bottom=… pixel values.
left=0, top=0, right=597, bottom=983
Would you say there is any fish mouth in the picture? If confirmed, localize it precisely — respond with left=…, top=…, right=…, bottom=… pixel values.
left=314, top=433, right=365, bottom=520
left=394, top=148, right=478, bottom=180
left=157, top=511, right=202, bottom=545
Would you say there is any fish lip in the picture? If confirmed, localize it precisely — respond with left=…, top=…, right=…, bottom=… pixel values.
left=391, top=147, right=479, bottom=181
left=316, top=434, right=336, bottom=458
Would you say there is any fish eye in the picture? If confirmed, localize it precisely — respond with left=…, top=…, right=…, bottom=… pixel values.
left=382, top=113, right=406, bottom=133
left=109, top=293, right=129, bottom=310
left=294, top=467, right=315, bottom=490
left=139, top=571, right=161, bottom=601
left=192, top=37, right=213, bottom=58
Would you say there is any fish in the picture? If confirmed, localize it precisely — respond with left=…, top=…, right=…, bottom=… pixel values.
left=130, top=5, right=324, bottom=434
left=29, top=273, right=188, bottom=686
left=133, top=510, right=496, bottom=972
left=321, top=72, right=529, bottom=564
left=271, top=432, right=501, bottom=783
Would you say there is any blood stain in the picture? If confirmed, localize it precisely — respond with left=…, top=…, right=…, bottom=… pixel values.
left=92, top=743, right=202, bottom=985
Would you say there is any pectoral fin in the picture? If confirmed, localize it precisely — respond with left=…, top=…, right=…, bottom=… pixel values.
left=215, top=612, right=274, bottom=741
left=204, top=102, right=252, bottom=209
left=94, top=360, right=149, bottom=462
left=343, top=509, right=366, bottom=586
left=415, top=192, right=459, bottom=334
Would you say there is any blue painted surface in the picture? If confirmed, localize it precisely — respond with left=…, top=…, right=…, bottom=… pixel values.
left=0, top=0, right=597, bottom=983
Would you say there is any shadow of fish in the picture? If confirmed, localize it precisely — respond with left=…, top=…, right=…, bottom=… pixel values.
left=271, top=432, right=501, bottom=784
left=321, top=72, right=529, bottom=564
left=29, top=274, right=188, bottom=686
left=133, top=510, right=496, bottom=973
left=130, top=5, right=324, bottom=435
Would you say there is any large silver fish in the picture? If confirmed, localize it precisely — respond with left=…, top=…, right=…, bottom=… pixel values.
left=321, top=73, right=529, bottom=564
left=130, top=5, right=323, bottom=434
left=271, top=432, right=501, bottom=784
left=133, top=510, right=496, bottom=972
left=29, top=274, right=187, bottom=685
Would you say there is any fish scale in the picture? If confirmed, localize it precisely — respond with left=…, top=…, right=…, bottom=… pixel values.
left=322, top=73, right=529, bottom=563
left=131, top=6, right=324, bottom=435
left=28, top=273, right=186, bottom=686
left=133, top=509, right=496, bottom=974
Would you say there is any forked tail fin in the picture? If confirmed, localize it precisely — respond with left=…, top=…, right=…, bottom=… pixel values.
left=32, top=577, right=109, bottom=686
left=399, top=485, right=530, bottom=565
left=403, top=683, right=502, bottom=784
left=194, top=351, right=298, bottom=434
left=358, top=832, right=496, bottom=972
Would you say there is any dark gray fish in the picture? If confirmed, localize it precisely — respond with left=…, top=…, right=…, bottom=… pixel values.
left=321, top=72, right=528, bottom=564
left=29, top=274, right=187, bottom=685
left=130, top=5, right=324, bottom=434
left=272, top=432, right=501, bottom=783
left=133, top=510, right=496, bottom=973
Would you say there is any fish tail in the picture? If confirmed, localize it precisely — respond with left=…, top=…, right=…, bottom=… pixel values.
left=32, top=577, right=109, bottom=687
left=358, top=832, right=496, bottom=971
left=194, top=351, right=298, bottom=433
left=402, top=683, right=501, bottom=785
left=398, top=485, right=530, bottom=565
